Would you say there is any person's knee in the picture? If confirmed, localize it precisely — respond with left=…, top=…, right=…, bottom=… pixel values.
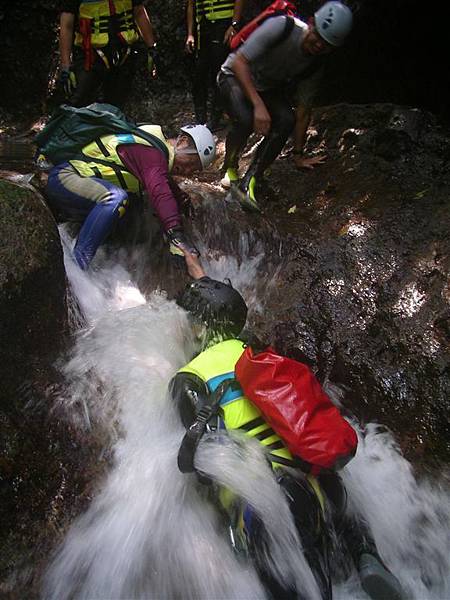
left=220, top=80, right=252, bottom=128
left=106, top=188, right=129, bottom=218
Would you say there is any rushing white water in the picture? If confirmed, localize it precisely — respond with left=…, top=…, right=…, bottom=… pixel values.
left=43, top=230, right=450, bottom=600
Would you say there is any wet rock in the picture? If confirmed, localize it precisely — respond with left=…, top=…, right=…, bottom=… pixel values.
left=0, top=176, right=97, bottom=598
left=0, top=175, right=66, bottom=395
left=191, top=103, right=450, bottom=465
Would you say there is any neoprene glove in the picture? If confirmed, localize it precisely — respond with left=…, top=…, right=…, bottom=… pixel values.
left=59, top=67, right=77, bottom=98
left=147, top=45, right=157, bottom=78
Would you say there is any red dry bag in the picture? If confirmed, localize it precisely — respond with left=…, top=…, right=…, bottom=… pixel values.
left=235, top=346, right=358, bottom=473
left=229, top=0, right=297, bottom=51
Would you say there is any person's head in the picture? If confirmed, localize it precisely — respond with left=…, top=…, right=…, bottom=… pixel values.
left=171, top=124, right=216, bottom=175
left=303, top=2, right=353, bottom=56
left=177, top=277, right=248, bottom=344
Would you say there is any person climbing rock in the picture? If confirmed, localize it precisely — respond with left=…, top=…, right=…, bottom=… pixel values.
left=171, top=275, right=406, bottom=600
left=57, top=0, right=157, bottom=108
left=218, top=1, right=352, bottom=211
left=185, top=0, right=246, bottom=130
left=44, top=122, right=216, bottom=276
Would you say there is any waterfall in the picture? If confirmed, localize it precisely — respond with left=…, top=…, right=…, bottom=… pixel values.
left=43, top=228, right=450, bottom=600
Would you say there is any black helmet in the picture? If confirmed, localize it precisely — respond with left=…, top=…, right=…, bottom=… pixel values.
left=177, top=277, right=247, bottom=338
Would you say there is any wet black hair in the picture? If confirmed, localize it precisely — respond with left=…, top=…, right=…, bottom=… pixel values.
left=177, top=277, right=248, bottom=339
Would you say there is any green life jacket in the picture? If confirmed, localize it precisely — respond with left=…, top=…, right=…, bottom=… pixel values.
left=69, top=127, right=174, bottom=193
left=195, top=0, right=234, bottom=23
left=74, top=0, right=140, bottom=48
left=179, top=339, right=297, bottom=469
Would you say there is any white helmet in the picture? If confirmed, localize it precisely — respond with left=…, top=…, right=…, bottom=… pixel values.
left=180, top=124, right=216, bottom=169
left=314, top=2, right=353, bottom=46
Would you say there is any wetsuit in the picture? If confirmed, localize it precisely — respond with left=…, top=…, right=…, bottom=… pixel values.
left=45, top=140, right=187, bottom=269
left=218, top=15, right=323, bottom=176
left=59, top=0, right=145, bottom=108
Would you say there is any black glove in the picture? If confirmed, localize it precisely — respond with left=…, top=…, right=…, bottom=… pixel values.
left=59, top=67, right=77, bottom=98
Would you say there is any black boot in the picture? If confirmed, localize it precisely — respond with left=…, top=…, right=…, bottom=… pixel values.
left=358, top=553, right=405, bottom=600
left=343, top=516, right=405, bottom=600
left=234, top=168, right=261, bottom=213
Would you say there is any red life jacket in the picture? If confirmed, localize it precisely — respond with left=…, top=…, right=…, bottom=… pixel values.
left=235, top=346, right=358, bottom=474
left=229, top=0, right=298, bottom=51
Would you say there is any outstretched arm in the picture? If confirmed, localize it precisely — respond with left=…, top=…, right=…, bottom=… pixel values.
left=232, top=53, right=271, bottom=135
left=231, top=16, right=289, bottom=135
left=185, top=0, right=195, bottom=52
left=293, top=66, right=326, bottom=169
left=293, top=105, right=325, bottom=169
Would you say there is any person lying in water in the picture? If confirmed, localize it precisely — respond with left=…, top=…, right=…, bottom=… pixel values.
left=170, top=270, right=405, bottom=600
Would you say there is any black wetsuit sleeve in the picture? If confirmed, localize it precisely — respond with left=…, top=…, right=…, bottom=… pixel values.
left=169, top=372, right=211, bottom=429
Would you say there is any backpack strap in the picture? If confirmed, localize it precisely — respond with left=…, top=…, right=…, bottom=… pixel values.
left=275, top=15, right=295, bottom=47
left=177, top=379, right=236, bottom=473
left=71, top=153, right=133, bottom=190
left=273, top=17, right=323, bottom=81
left=255, top=14, right=296, bottom=50
left=70, top=126, right=170, bottom=186
left=129, top=126, right=170, bottom=162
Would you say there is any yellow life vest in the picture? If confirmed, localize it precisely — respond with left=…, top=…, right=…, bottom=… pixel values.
left=74, top=0, right=140, bottom=48
left=69, top=127, right=174, bottom=193
left=179, top=339, right=296, bottom=469
left=195, top=0, right=234, bottom=23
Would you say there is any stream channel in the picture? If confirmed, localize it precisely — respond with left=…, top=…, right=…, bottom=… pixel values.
left=41, top=224, right=450, bottom=600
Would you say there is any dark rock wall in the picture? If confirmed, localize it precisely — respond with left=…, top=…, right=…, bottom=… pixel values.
left=0, top=177, right=110, bottom=597
left=189, top=104, right=450, bottom=464
left=0, top=178, right=66, bottom=384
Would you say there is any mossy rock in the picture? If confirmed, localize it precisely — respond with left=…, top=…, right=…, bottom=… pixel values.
left=0, top=177, right=67, bottom=401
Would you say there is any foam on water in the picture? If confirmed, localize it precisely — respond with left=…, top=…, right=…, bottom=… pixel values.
left=44, top=230, right=450, bottom=599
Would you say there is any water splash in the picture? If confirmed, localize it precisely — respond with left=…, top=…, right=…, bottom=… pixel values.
left=44, top=290, right=266, bottom=599
left=59, top=225, right=146, bottom=326
left=337, top=424, right=450, bottom=599
left=196, top=433, right=322, bottom=600
left=44, top=229, right=450, bottom=599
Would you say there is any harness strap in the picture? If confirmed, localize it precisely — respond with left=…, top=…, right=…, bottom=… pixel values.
left=79, top=18, right=94, bottom=70
left=178, top=379, right=234, bottom=473
left=73, top=153, right=134, bottom=190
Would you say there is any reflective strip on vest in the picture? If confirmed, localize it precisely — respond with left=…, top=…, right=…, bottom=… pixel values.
left=69, top=126, right=174, bottom=192
left=178, top=339, right=295, bottom=468
left=195, top=0, right=234, bottom=22
left=74, top=0, right=140, bottom=48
